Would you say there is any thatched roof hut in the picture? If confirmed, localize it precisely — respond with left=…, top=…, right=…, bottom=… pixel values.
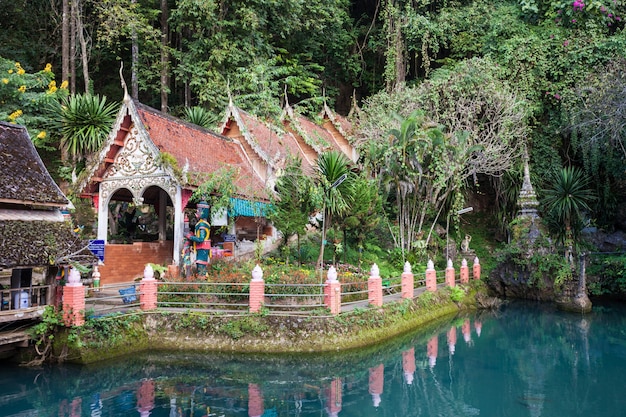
left=0, top=122, right=93, bottom=268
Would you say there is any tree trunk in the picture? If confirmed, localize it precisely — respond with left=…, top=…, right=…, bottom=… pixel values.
left=160, top=0, right=169, bottom=112
left=76, top=0, right=90, bottom=93
left=70, top=0, right=76, bottom=94
left=131, top=0, right=139, bottom=99
left=61, top=0, right=70, bottom=86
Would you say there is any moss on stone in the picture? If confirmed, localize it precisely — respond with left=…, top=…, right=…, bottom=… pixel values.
left=59, top=287, right=480, bottom=365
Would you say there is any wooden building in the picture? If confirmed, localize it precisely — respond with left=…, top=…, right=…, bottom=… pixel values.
left=0, top=122, right=92, bottom=329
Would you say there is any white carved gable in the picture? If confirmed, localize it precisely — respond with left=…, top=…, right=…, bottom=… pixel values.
left=105, top=127, right=163, bottom=179
left=99, top=124, right=177, bottom=205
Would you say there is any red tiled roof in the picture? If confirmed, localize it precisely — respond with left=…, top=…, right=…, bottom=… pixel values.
left=292, top=114, right=339, bottom=153
left=134, top=102, right=268, bottom=200
left=236, top=110, right=315, bottom=171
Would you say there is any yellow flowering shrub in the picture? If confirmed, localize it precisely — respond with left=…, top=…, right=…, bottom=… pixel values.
left=8, top=109, right=23, bottom=121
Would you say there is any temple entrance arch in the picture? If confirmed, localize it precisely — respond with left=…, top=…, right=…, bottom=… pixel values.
left=94, top=181, right=181, bottom=284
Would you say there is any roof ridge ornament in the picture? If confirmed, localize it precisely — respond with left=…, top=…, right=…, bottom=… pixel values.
left=119, top=62, right=129, bottom=103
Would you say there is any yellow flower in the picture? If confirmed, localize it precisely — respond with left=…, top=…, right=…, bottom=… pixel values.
left=17, top=68, right=25, bottom=75
left=8, top=109, right=23, bottom=121
left=15, top=62, right=22, bottom=69
left=47, top=80, right=57, bottom=94
left=37, top=131, right=47, bottom=139
left=7, top=69, right=13, bottom=74
left=18, top=85, right=26, bottom=93
left=60, top=80, right=68, bottom=89
left=2, top=78, right=8, bottom=84
left=44, top=63, right=52, bottom=73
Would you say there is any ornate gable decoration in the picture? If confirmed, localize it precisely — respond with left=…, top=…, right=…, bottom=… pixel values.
left=105, top=126, right=161, bottom=179
left=78, top=96, right=178, bottom=204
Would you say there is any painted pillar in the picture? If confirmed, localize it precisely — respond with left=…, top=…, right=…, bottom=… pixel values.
left=248, top=383, right=264, bottom=417
left=402, top=348, right=416, bottom=385
left=401, top=261, right=414, bottom=299
left=473, top=257, right=481, bottom=280
left=172, top=187, right=183, bottom=265
left=97, top=189, right=108, bottom=242
left=63, top=269, right=85, bottom=326
left=136, top=379, right=155, bottom=417
left=425, top=260, right=437, bottom=292
left=139, top=264, right=158, bottom=311
left=368, top=364, right=384, bottom=407
left=447, top=326, right=457, bottom=355
left=427, top=334, right=438, bottom=368
left=249, top=265, right=265, bottom=313
left=368, top=264, right=383, bottom=307
left=474, top=319, right=482, bottom=337
left=324, top=266, right=341, bottom=315
left=445, top=259, right=456, bottom=287
left=460, top=258, right=469, bottom=284
left=325, top=377, right=343, bottom=417
left=462, top=318, right=472, bottom=344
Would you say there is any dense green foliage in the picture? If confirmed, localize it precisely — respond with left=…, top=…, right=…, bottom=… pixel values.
left=2, top=0, right=626, bottom=287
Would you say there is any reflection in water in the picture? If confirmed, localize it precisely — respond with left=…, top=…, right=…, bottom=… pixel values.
left=2, top=300, right=626, bottom=416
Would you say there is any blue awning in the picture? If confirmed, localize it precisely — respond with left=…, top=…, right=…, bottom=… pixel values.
left=229, top=198, right=270, bottom=217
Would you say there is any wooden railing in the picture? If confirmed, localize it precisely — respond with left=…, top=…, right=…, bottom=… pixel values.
left=0, top=285, right=51, bottom=312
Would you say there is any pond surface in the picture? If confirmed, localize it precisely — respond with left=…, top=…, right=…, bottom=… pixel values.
left=2, top=300, right=626, bottom=417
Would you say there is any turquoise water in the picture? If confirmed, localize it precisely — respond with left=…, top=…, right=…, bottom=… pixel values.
left=2, top=300, right=626, bottom=417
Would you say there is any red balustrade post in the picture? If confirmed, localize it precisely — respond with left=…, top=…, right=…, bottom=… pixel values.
left=473, top=257, right=481, bottom=280
left=425, top=260, right=437, bottom=292
left=324, top=266, right=342, bottom=315
left=368, top=264, right=383, bottom=307
left=139, top=264, right=158, bottom=311
left=249, top=265, right=265, bottom=313
left=401, top=261, right=414, bottom=299
left=460, top=258, right=469, bottom=284
left=62, top=268, right=85, bottom=326
left=445, top=259, right=456, bottom=287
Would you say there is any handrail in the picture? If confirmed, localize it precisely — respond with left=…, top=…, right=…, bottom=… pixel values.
left=81, top=262, right=474, bottom=318
left=0, top=285, right=51, bottom=312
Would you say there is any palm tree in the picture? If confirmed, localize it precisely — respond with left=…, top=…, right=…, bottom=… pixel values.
left=543, top=166, right=594, bottom=264
left=53, top=93, right=118, bottom=164
left=316, top=150, right=354, bottom=268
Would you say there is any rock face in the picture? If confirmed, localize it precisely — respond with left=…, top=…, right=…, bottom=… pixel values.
left=487, top=156, right=592, bottom=311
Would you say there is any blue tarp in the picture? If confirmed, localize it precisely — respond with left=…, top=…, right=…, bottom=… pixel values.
left=229, top=197, right=270, bottom=217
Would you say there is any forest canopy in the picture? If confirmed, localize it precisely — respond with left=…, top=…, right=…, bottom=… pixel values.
left=1, top=0, right=626, bottom=241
